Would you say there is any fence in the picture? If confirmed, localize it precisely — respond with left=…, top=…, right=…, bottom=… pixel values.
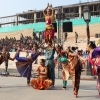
left=0, top=16, right=100, bottom=33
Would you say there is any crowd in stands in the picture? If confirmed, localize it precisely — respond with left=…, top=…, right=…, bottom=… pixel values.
left=0, top=33, right=39, bottom=52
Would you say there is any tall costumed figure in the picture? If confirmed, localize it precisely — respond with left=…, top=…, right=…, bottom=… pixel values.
left=43, top=3, right=55, bottom=43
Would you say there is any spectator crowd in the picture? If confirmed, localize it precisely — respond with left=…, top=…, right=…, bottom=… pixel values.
left=0, top=33, right=40, bottom=52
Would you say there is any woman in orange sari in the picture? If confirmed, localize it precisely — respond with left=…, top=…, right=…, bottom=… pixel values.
left=65, top=47, right=82, bottom=98
left=43, top=3, right=55, bottom=43
left=31, top=59, right=53, bottom=90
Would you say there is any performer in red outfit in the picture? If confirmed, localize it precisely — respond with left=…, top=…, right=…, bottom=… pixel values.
left=43, top=3, right=55, bottom=43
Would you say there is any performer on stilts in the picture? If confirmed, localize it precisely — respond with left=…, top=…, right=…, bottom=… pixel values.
left=15, top=44, right=42, bottom=85
left=43, top=3, right=55, bottom=43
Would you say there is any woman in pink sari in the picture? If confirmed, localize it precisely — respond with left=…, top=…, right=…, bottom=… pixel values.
left=95, top=56, right=100, bottom=97
left=43, top=3, right=55, bottom=43
left=87, top=42, right=97, bottom=75
left=87, top=41, right=100, bottom=97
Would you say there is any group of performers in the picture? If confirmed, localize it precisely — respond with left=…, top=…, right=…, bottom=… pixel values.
left=1, top=40, right=100, bottom=98
left=0, top=3, right=100, bottom=98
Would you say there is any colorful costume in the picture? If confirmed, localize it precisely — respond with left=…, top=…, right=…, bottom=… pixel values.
left=45, top=47, right=55, bottom=84
left=88, top=47, right=100, bottom=97
left=68, top=53, right=82, bottom=96
left=96, top=59, right=100, bottom=96
left=92, top=46, right=100, bottom=58
left=88, top=55, right=96, bottom=75
left=58, top=53, right=70, bottom=89
left=15, top=51, right=41, bottom=83
left=31, top=66, right=52, bottom=90
left=88, top=46, right=100, bottom=75
left=44, top=13, right=55, bottom=42
left=97, top=67, right=100, bottom=97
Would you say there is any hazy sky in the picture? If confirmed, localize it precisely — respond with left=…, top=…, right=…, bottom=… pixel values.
left=0, top=0, right=97, bottom=17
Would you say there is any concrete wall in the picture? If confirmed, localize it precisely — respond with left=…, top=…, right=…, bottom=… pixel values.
left=0, top=28, right=33, bottom=40
left=0, top=23, right=100, bottom=40
left=67, top=23, right=100, bottom=39
left=55, top=23, right=100, bottom=39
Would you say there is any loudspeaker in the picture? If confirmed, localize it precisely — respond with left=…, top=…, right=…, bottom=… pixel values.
left=52, top=22, right=57, bottom=32
left=63, top=22, right=73, bottom=32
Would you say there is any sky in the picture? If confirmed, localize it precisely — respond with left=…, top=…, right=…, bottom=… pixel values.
left=0, top=0, right=97, bottom=17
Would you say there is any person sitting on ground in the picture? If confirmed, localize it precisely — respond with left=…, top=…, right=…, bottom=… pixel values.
left=31, top=59, right=53, bottom=90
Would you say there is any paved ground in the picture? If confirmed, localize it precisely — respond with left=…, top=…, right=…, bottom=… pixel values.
left=0, top=67, right=97, bottom=80
left=0, top=77, right=100, bottom=100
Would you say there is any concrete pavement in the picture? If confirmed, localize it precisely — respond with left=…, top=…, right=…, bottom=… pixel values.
left=0, top=77, right=100, bottom=100
left=0, top=62, right=97, bottom=80
left=0, top=67, right=97, bottom=80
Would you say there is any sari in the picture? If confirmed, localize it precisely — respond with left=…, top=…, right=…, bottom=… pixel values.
left=44, top=13, right=55, bottom=42
left=96, top=67, right=100, bottom=95
left=15, top=51, right=41, bottom=83
left=58, top=53, right=70, bottom=88
left=95, top=56, right=100, bottom=96
left=92, top=46, right=100, bottom=58
left=31, top=66, right=52, bottom=90
left=88, top=55, right=97, bottom=75
left=68, top=53, right=82, bottom=96
left=88, top=47, right=100, bottom=75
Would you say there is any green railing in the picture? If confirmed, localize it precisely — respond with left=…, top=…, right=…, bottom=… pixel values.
left=0, top=16, right=100, bottom=33
left=64, top=16, right=100, bottom=25
left=0, top=22, right=46, bottom=33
